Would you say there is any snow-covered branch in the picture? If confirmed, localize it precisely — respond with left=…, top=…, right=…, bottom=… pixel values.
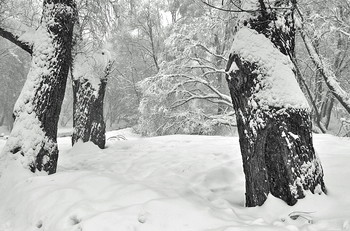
left=0, top=26, right=32, bottom=54
left=171, top=94, right=231, bottom=109
left=297, top=11, right=350, bottom=115
left=184, top=65, right=225, bottom=73
left=163, top=74, right=232, bottom=104
left=203, top=113, right=236, bottom=127
left=194, top=43, right=228, bottom=61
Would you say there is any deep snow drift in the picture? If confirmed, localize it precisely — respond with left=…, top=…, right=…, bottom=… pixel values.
left=0, top=129, right=349, bottom=231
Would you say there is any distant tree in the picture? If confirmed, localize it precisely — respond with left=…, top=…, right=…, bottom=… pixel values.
left=138, top=0, right=236, bottom=136
left=69, top=0, right=118, bottom=148
left=295, top=0, right=350, bottom=133
left=0, top=0, right=76, bottom=174
left=0, top=40, right=29, bottom=131
left=104, top=0, right=165, bottom=130
left=71, top=50, right=112, bottom=149
left=224, top=0, right=326, bottom=206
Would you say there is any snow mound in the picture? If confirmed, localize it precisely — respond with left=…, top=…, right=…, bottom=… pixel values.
left=0, top=130, right=349, bottom=230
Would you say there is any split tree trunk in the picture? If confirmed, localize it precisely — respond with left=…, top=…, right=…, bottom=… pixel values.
left=2, top=0, right=76, bottom=174
left=225, top=0, right=326, bottom=206
left=72, top=55, right=111, bottom=149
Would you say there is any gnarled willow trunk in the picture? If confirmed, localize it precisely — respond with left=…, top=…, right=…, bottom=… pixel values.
left=225, top=0, right=326, bottom=206
left=2, top=0, right=76, bottom=174
left=72, top=57, right=111, bottom=149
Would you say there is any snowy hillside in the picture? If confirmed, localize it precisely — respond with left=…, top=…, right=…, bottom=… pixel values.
left=0, top=129, right=349, bottom=231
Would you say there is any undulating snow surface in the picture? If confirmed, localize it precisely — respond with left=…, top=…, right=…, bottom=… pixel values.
left=0, top=129, right=349, bottom=231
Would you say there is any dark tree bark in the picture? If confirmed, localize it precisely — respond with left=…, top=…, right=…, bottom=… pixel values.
left=72, top=57, right=112, bottom=149
left=1, top=0, right=76, bottom=174
left=225, top=0, right=326, bottom=206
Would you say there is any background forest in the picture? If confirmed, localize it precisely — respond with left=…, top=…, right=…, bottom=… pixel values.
left=0, top=0, right=349, bottom=137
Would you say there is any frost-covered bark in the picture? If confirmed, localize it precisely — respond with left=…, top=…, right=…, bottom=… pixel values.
left=226, top=0, right=326, bottom=206
left=72, top=50, right=111, bottom=149
left=1, top=0, right=76, bottom=174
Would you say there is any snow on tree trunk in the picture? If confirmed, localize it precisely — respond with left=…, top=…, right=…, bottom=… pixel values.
left=72, top=50, right=111, bottom=149
left=1, top=0, right=76, bottom=174
left=225, top=0, right=326, bottom=206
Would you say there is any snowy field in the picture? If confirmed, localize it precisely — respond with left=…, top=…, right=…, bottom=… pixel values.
left=0, top=128, right=349, bottom=231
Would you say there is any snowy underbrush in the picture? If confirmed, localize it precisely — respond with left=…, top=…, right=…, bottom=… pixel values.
left=0, top=128, right=349, bottom=231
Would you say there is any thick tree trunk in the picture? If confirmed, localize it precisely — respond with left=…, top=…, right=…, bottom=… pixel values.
left=226, top=0, right=326, bottom=206
left=72, top=56, right=111, bottom=149
left=2, top=0, right=76, bottom=174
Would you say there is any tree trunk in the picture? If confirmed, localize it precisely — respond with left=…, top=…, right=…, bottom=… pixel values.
left=313, top=39, right=324, bottom=127
left=0, top=100, right=5, bottom=126
left=72, top=55, right=111, bottom=149
left=225, top=0, right=326, bottom=206
left=0, top=113, right=4, bottom=127
left=320, top=92, right=335, bottom=129
left=2, top=0, right=76, bottom=174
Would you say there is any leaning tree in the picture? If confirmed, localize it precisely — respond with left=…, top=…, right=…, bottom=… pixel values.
left=0, top=0, right=76, bottom=174
left=225, top=0, right=326, bottom=206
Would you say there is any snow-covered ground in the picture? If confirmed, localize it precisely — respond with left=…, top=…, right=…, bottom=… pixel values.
left=0, top=129, right=349, bottom=231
